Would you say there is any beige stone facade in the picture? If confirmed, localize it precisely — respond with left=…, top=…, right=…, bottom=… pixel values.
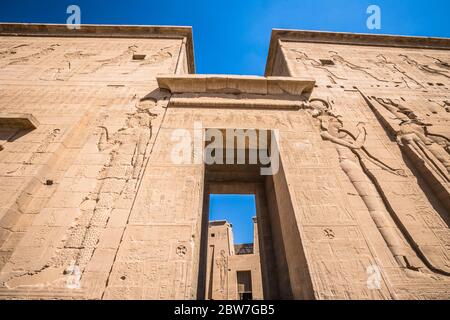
left=206, top=219, right=263, bottom=300
left=0, top=24, right=449, bottom=300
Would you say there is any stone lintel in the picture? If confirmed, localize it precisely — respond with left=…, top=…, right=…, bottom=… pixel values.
left=157, top=75, right=315, bottom=109
left=0, top=23, right=195, bottom=73
left=0, top=113, right=40, bottom=129
left=265, top=28, right=450, bottom=76
left=168, top=94, right=307, bottom=110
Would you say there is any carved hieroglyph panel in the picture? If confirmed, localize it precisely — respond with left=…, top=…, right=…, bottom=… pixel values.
left=282, top=41, right=450, bottom=88
left=0, top=36, right=182, bottom=82
left=105, top=225, right=194, bottom=300
left=268, top=85, right=450, bottom=298
left=128, top=166, right=203, bottom=225
left=294, top=87, right=450, bottom=298
left=162, top=107, right=307, bottom=131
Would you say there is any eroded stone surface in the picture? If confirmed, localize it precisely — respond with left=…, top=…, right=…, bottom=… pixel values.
left=0, top=24, right=449, bottom=300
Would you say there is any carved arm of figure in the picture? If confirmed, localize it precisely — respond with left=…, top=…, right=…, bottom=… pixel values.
left=320, top=119, right=366, bottom=150
left=375, top=97, right=417, bottom=123
left=352, top=123, right=407, bottom=176
left=374, top=97, right=401, bottom=119
left=397, top=127, right=450, bottom=182
left=322, top=116, right=407, bottom=176
left=321, top=131, right=359, bottom=149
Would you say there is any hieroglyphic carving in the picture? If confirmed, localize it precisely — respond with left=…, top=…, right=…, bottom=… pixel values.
left=0, top=44, right=29, bottom=59
left=40, top=51, right=97, bottom=81
left=400, top=54, right=450, bottom=79
left=375, top=54, right=424, bottom=88
left=0, top=44, right=60, bottom=69
left=176, top=245, right=187, bottom=258
left=424, top=56, right=450, bottom=70
left=289, top=49, right=347, bottom=83
left=123, top=45, right=177, bottom=75
left=0, top=94, right=162, bottom=288
left=308, top=99, right=422, bottom=271
left=80, top=45, right=138, bottom=74
left=323, top=229, right=335, bottom=239
left=372, top=98, right=450, bottom=180
left=328, top=51, right=389, bottom=83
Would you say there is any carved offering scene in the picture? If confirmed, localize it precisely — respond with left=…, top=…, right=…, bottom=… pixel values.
left=0, top=24, right=449, bottom=301
left=279, top=39, right=450, bottom=90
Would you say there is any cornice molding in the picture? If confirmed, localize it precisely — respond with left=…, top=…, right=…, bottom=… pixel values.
left=157, top=74, right=315, bottom=109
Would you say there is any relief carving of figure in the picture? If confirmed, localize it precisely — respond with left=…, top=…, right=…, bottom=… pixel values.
left=0, top=44, right=60, bottom=69
left=328, top=51, right=390, bottom=83
left=375, top=54, right=424, bottom=88
left=400, top=54, right=450, bottom=79
left=70, top=99, right=157, bottom=271
left=80, top=45, right=138, bottom=74
left=397, top=123, right=450, bottom=182
left=40, top=51, right=97, bottom=81
left=373, top=97, right=450, bottom=181
left=309, top=99, right=421, bottom=271
left=216, top=250, right=228, bottom=293
left=0, top=44, right=29, bottom=60
left=0, top=95, right=160, bottom=288
left=425, top=55, right=450, bottom=70
left=290, top=49, right=347, bottom=83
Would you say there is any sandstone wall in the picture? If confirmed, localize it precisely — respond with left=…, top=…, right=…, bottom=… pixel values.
left=0, top=29, right=190, bottom=299
left=267, top=37, right=450, bottom=299
left=0, top=26, right=449, bottom=300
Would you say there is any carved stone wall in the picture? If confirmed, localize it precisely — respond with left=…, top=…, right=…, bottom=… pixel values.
left=205, top=221, right=263, bottom=300
left=0, top=25, right=448, bottom=300
left=0, top=26, right=191, bottom=299
left=268, top=35, right=450, bottom=299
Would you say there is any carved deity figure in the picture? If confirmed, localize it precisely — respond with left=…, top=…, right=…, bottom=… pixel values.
left=290, top=49, right=347, bottom=83
left=400, top=54, right=450, bottom=79
left=71, top=102, right=157, bottom=271
left=1, top=44, right=59, bottom=69
left=329, top=51, right=389, bottom=83
left=374, top=97, right=450, bottom=181
left=397, top=123, right=450, bottom=182
left=0, top=96, right=160, bottom=288
left=425, top=55, right=450, bottom=70
left=309, top=99, right=421, bottom=271
left=216, top=250, right=228, bottom=293
left=375, top=54, right=424, bottom=88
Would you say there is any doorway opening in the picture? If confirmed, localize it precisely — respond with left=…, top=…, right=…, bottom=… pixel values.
left=209, top=194, right=256, bottom=247
left=206, top=194, right=259, bottom=300
left=237, top=271, right=253, bottom=300
left=197, top=128, right=314, bottom=300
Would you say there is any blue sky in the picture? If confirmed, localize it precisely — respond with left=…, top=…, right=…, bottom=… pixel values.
left=209, top=195, right=256, bottom=244
left=0, top=0, right=449, bottom=75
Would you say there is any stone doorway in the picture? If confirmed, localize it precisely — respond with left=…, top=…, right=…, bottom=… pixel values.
left=197, top=128, right=314, bottom=300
